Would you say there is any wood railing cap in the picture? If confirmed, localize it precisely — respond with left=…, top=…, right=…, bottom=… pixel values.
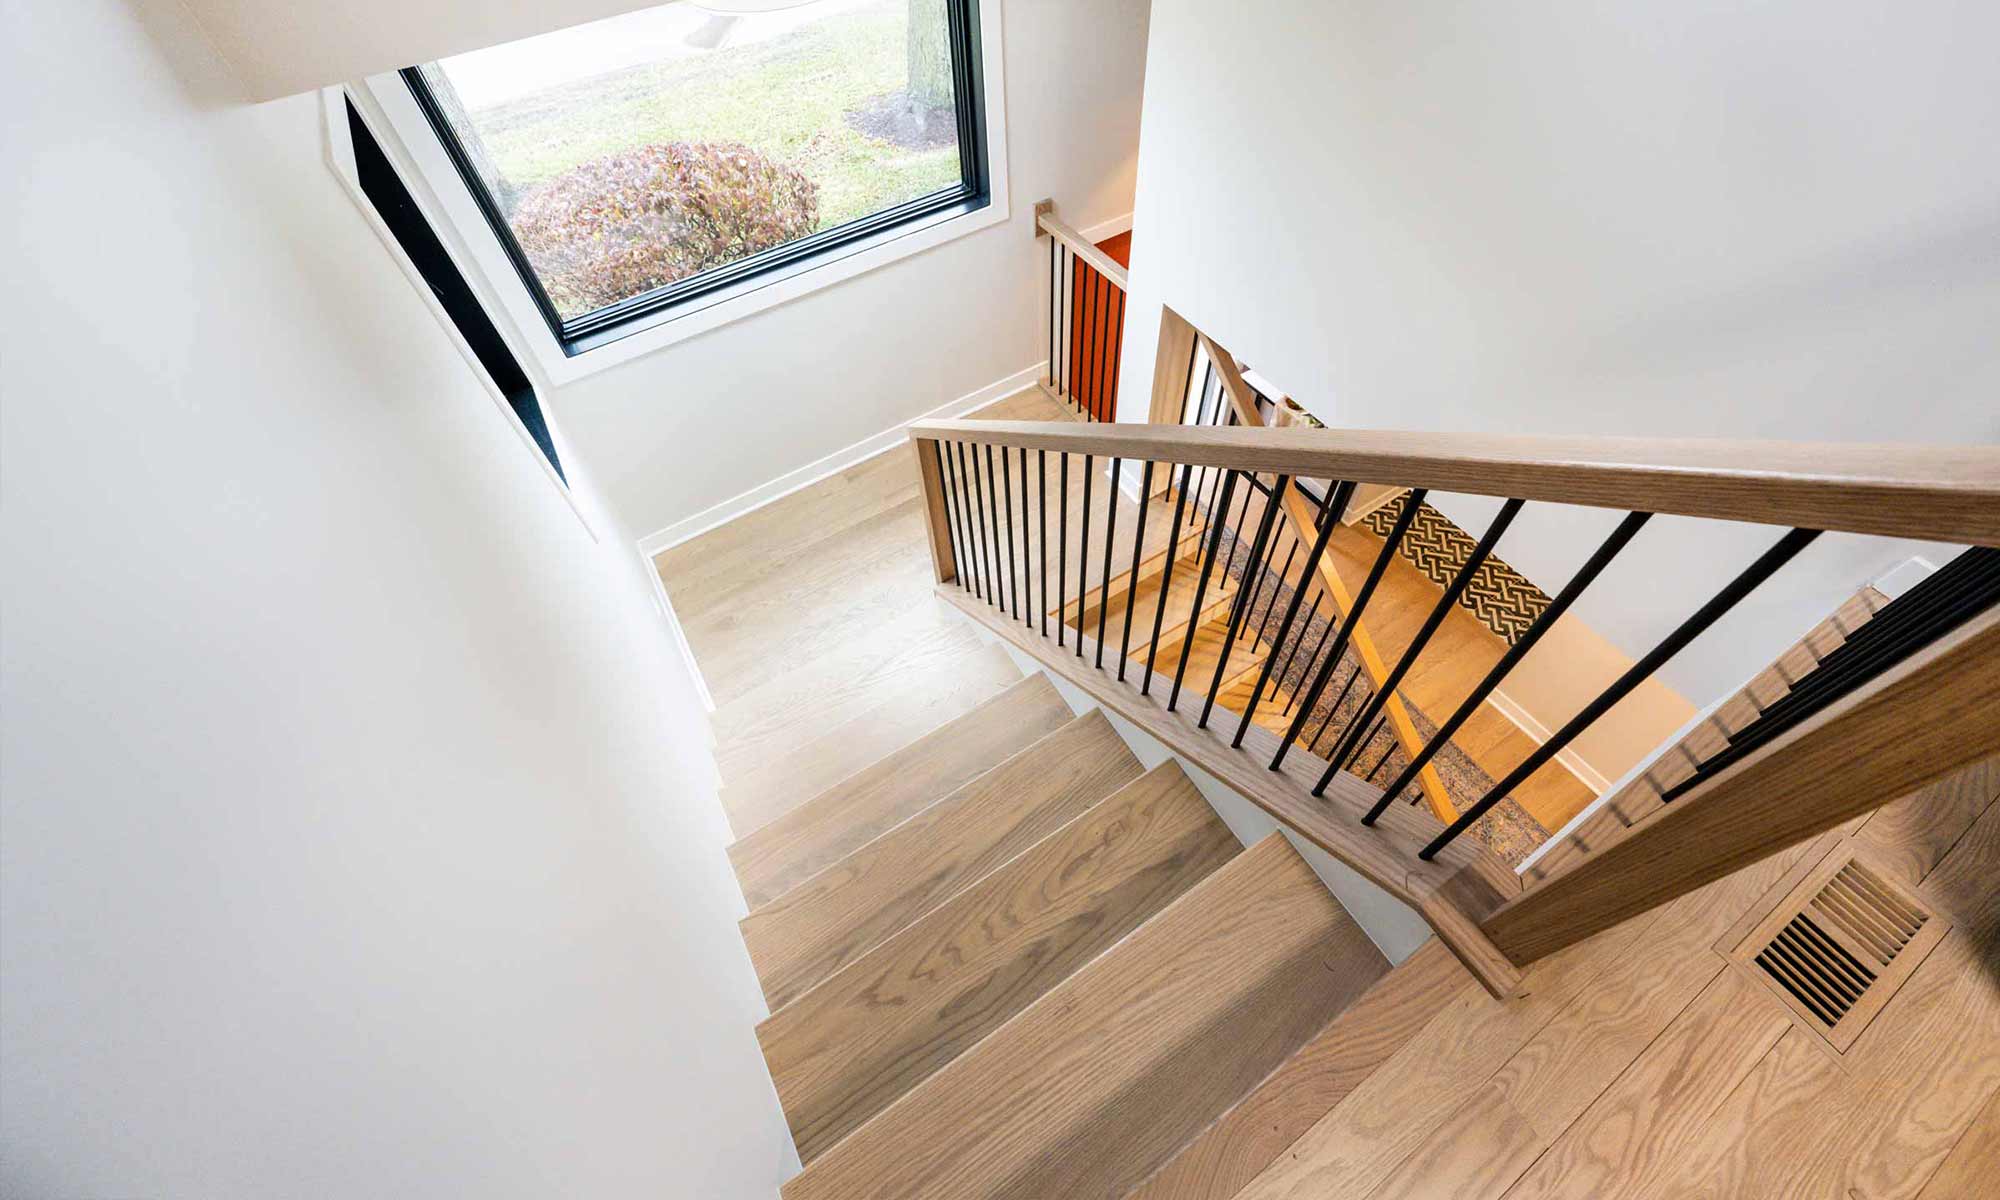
left=909, top=419, right=2000, bottom=546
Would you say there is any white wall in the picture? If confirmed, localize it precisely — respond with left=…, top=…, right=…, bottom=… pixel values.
left=0, top=1, right=793, bottom=1195
left=1120, top=0, right=1999, bottom=710
left=552, top=0, right=1152, bottom=548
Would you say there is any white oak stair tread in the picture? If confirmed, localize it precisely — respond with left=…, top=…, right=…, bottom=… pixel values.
left=1068, top=546, right=1240, bottom=665
left=781, top=833, right=1385, bottom=1200
left=719, top=641, right=1023, bottom=839
left=759, top=760, right=1239, bottom=1162
left=728, top=673, right=1073, bottom=909
left=1147, top=608, right=1271, bottom=701
left=740, top=710, right=1142, bottom=1012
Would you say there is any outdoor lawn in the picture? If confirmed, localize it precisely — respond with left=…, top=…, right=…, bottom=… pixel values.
left=462, top=1, right=962, bottom=234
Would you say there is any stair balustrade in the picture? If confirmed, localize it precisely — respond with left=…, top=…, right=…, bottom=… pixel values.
left=908, top=314, right=2000, bottom=997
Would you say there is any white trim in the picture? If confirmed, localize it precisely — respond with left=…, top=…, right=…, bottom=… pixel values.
left=1872, top=555, right=1937, bottom=599
left=641, top=546, right=717, bottom=716
left=1486, top=688, right=1614, bottom=796
left=319, top=88, right=598, bottom=542
left=636, top=363, right=1045, bottom=557
left=1078, top=211, right=1134, bottom=243
left=350, top=0, right=1013, bottom=388
left=1516, top=692, right=1725, bottom=875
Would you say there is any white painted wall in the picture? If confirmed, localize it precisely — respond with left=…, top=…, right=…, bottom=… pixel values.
left=1120, top=0, right=1999, bottom=711
left=552, top=0, right=1152, bottom=548
left=1, top=1, right=792, bottom=1195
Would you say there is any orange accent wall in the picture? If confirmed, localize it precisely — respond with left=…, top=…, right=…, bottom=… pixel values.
left=1065, top=230, right=1132, bottom=420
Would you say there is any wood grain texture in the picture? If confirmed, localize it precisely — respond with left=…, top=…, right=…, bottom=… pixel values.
left=1486, top=605, right=2000, bottom=964
left=740, top=711, right=1141, bottom=1011
left=1127, top=939, right=1456, bottom=1200
left=728, top=674, right=1073, bottom=908
left=909, top=419, right=2000, bottom=546
left=1498, top=969, right=1793, bottom=1200
left=1917, top=1089, right=2000, bottom=1198
left=1853, top=756, right=1999, bottom=887
left=1329, top=834, right=1817, bottom=1200
left=720, top=643, right=1022, bottom=838
left=782, top=835, right=1384, bottom=1200
left=1917, top=767, right=2000, bottom=933
left=758, top=762, right=1239, bottom=1161
left=936, top=583, right=1526, bottom=1000
left=1230, top=916, right=1656, bottom=1200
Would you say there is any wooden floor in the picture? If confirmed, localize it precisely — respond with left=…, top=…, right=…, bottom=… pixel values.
left=656, top=390, right=1999, bottom=1198
left=1230, top=757, right=2000, bottom=1200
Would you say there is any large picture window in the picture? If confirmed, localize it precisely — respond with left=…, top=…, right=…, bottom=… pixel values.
left=406, top=0, right=988, bottom=354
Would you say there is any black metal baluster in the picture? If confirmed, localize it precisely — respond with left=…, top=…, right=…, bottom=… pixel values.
left=1108, top=287, right=1126, bottom=416
left=1019, top=447, right=1033, bottom=627
left=1272, top=490, right=1429, bottom=769
left=1095, top=458, right=1121, bottom=668
left=1076, top=455, right=1094, bottom=657
left=1201, top=474, right=1291, bottom=728
left=984, top=445, right=1008, bottom=615
left=1000, top=446, right=1020, bottom=622
left=1117, top=460, right=1154, bottom=681
left=1143, top=460, right=1196, bottom=696
left=1038, top=450, right=1049, bottom=639
left=1047, top=235, right=1057, bottom=391
left=1168, top=469, right=1241, bottom=711
left=1219, top=475, right=1257, bottom=581
left=1104, top=274, right=1120, bottom=420
left=1328, top=499, right=1526, bottom=796
left=1057, top=453, right=1069, bottom=647
left=1281, top=593, right=1341, bottom=719
left=1060, top=247, right=1071, bottom=403
left=1234, top=481, right=1353, bottom=746
left=936, top=440, right=968, bottom=593
left=1421, top=527, right=1824, bottom=860
left=957, top=441, right=987, bottom=602
left=1250, top=537, right=1301, bottom=661
left=1363, top=722, right=1398, bottom=783
left=1734, top=549, right=1994, bottom=735
left=1374, top=511, right=1651, bottom=814
left=1307, top=664, right=1366, bottom=755
left=1666, top=546, right=2000, bottom=800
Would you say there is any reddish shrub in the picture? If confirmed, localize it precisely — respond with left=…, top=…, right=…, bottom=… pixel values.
left=512, top=141, right=819, bottom=317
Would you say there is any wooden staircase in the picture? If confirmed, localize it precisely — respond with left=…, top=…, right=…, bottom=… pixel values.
left=724, top=660, right=1439, bottom=1197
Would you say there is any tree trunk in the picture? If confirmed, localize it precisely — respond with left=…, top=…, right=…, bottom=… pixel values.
left=906, top=0, right=953, bottom=111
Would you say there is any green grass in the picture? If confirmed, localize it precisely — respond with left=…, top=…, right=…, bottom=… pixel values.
left=468, top=5, right=962, bottom=231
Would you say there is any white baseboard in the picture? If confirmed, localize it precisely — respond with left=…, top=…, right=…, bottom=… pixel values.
left=636, top=362, right=1046, bottom=558
left=1485, top=688, right=1613, bottom=796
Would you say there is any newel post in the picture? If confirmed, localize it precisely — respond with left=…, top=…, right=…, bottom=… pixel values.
left=912, top=436, right=958, bottom=586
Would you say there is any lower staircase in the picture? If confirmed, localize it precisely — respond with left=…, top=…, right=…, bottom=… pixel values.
left=727, top=667, right=1444, bottom=1198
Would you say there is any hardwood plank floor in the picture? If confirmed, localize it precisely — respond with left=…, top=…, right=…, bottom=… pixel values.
left=739, top=711, right=1142, bottom=1011
left=727, top=674, right=1074, bottom=908
left=782, top=835, right=1385, bottom=1200
left=1248, top=757, right=2000, bottom=1200
left=758, top=761, right=1238, bottom=1161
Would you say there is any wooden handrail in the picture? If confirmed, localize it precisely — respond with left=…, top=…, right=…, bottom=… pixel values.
left=1037, top=211, right=1129, bottom=290
left=908, top=419, right=2000, bottom=546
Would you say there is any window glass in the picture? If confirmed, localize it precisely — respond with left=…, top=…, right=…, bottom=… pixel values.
left=412, top=0, right=979, bottom=334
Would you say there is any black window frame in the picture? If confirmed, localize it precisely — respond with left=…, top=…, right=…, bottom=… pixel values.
left=401, top=0, right=990, bottom=357
left=346, top=98, right=566, bottom=484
